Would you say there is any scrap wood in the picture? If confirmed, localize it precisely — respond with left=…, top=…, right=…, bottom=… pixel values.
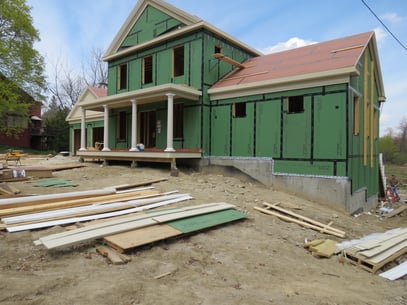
left=34, top=202, right=235, bottom=250
left=0, top=183, right=20, bottom=196
left=384, top=205, right=407, bottom=218
left=96, top=245, right=131, bottom=265
left=304, top=239, right=337, bottom=258
left=339, top=228, right=407, bottom=273
left=113, top=178, right=168, bottom=192
left=254, top=203, right=346, bottom=238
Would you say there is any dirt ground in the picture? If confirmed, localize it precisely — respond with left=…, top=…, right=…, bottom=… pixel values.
left=0, top=155, right=406, bottom=305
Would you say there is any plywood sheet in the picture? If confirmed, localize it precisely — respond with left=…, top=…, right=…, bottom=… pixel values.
left=167, top=209, right=247, bottom=233
left=104, top=224, right=182, bottom=251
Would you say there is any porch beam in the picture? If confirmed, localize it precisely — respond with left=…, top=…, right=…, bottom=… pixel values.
left=79, top=107, right=86, bottom=151
left=102, top=104, right=111, bottom=151
left=164, top=93, right=176, bottom=152
left=129, top=99, right=139, bottom=151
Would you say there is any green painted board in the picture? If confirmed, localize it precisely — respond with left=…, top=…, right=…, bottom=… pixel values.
left=167, top=209, right=247, bottom=233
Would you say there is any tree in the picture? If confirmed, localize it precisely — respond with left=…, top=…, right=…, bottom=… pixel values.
left=0, top=0, right=46, bottom=136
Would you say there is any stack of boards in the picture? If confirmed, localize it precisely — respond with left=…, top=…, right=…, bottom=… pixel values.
left=0, top=179, right=247, bottom=256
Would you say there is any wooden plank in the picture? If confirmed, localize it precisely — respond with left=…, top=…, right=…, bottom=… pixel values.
left=36, top=203, right=235, bottom=250
left=384, top=205, right=407, bottom=218
left=357, top=234, right=407, bottom=258
left=0, top=188, right=116, bottom=209
left=35, top=202, right=223, bottom=245
left=113, top=178, right=168, bottom=191
left=9, top=194, right=192, bottom=232
left=262, top=202, right=345, bottom=236
left=104, top=224, right=182, bottom=251
left=0, top=189, right=157, bottom=217
left=2, top=192, right=179, bottom=225
left=254, top=206, right=345, bottom=238
left=96, top=245, right=131, bottom=264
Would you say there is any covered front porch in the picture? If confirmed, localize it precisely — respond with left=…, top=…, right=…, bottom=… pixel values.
left=75, top=83, right=203, bottom=173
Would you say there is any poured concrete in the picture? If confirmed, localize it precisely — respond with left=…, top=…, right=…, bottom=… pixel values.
left=201, top=157, right=378, bottom=214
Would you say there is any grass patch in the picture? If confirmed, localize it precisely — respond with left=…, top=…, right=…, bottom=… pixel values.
left=0, top=144, right=55, bottom=155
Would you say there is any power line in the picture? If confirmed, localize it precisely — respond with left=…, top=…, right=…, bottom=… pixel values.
left=361, top=0, right=407, bottom=51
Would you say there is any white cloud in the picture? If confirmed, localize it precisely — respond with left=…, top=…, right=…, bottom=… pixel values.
left=261, top=37, right=317, bottom=54
left=373, top=27, right=388, bottom=43
left=381, top=12, right=403, bottom=24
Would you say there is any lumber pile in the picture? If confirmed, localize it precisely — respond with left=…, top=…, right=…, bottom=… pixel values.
left=339, top=228, right=407, bottom=273
left=0, top=177, right=247, bottom=264
left=254, top=202, right=346, bottom=238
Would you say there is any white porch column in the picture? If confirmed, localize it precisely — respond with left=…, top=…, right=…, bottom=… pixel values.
left=129, top=99, right=139, bottom=151
left=79, top=107, right=86, bottom=151
left=164, top=93, right=176, bottom=152
left=102, top=104, right=111, bottom=151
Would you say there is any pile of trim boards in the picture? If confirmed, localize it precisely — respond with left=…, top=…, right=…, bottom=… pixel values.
left=0, top=178, right=247, bottom=263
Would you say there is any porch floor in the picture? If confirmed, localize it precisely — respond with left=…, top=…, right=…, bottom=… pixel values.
left=76, top=148, right=202, bottom=171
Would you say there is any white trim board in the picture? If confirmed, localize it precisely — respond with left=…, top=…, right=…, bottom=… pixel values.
left=11, top=194, right=192, bottom=233
left=35, top=202, right=236, bottom=249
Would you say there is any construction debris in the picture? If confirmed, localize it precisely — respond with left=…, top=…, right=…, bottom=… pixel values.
left=254, top=202, right=346, bottom=238
left=338, top=228, right=407, bottom=273
left=304, top=239, right=337, bottom=258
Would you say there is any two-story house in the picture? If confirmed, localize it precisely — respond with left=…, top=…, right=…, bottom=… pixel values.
left=69, top=0, right=385, bottom=214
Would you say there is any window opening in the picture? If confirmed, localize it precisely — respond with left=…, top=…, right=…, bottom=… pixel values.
left=173, top=45, right=184, bottom=77
left=214, top=45, right=222, bottom=54
left=118, top=64, right=128, bottom=90
left=143, top=55, right=153, bottom=84
left=287, top=95, right=304, bottom=113
left=117, top=111, right=127, bottom=140
left=174, top=103, right=184, bottom=138
left=233, top=102, right=246, bottom=118
left=353, top=96, right=360, bottom=135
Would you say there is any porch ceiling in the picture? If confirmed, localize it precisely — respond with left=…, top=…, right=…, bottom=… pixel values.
left=82, top=83, right=202, bottom=111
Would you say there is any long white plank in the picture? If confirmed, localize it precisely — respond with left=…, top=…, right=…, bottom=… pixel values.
left=9, top=195, right=192, bottom=233
left=35, top=202, right=224, bottom=244
left=36, top=203, right=236, bottom=249
left=3, top=191, right=178, bottom=224
left=0, top=188, right=116, bottom=206
left=379, top=261, right=407, bottom=280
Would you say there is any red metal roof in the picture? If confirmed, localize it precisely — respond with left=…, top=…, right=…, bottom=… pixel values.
left=211, top=31, right=374, bottom=89
left=89, top=86, right=107, bottom=98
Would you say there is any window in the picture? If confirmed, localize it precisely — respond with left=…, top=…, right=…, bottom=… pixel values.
left=214, top=45, right=222, bottom=54
left=117, top=111, right=127, bottom=140
left=173, top=45, right=184, bottom=77
left=174, top=103, right=184, bottom=138
left=117, top=63, right=128, bottom=90
left=143, top=55, right=153, bottom=84
left=233, top=102, right=246, bottom=118
left=287, top=95, right=304, bottom=113
left=7, top=114, right=28, bottom=128
left=353, top=96, right=360, bottom=135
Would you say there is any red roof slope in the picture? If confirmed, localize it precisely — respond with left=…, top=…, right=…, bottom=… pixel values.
left=89, top=86, right=107, bottom=98
left=211, top=31, right=374, bottom=89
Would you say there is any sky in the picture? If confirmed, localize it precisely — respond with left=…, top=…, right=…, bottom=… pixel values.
left=26, top=0, right=407, bottom=136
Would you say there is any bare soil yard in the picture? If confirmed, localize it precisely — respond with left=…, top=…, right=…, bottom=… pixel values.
left=0, top=155, right=406, bottom=305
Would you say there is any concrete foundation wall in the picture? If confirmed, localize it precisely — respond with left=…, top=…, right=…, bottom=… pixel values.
left=199, top=157, right=377, bottom=214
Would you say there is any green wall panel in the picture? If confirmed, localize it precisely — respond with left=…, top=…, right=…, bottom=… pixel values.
left=183, top=105, right=201, bottom=148
left=282, top=97, right=311, bottom=159
left=211, top=106, right=231, bottom=156
left=231, top=103, right=254, bottom=156
left=274, top=160, right=344, bottom=176
left=256, top=101, right=281, bottom=158
left=313, top=93, right=346, bottom=159
left=121, top=5, right=182, bottom=48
